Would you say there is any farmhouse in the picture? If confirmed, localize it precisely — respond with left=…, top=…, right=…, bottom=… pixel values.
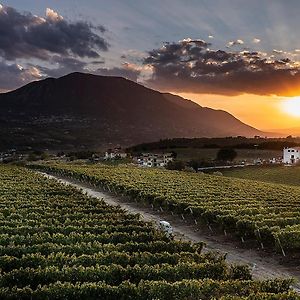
left=283, top=147, right=300, bottom=164
left=104, top=147, right=127, bottom=160
left=138, top=153, right=173, bottom=167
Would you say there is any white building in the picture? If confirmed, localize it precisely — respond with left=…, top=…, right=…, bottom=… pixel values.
left=283, top=147, right=300, bottom=164
left=104, top=148, right=127, bottom=160
left=138, top=153, right=173, bottom=167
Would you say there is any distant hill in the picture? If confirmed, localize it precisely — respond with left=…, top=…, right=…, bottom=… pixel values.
left=0, top=72, right=266, bottom=150
left=127, top=137, right=300, bottom=153
left=269, top=127, right=300, bottom=137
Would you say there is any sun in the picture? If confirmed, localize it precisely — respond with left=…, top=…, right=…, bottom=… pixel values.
left=282, top=97, right=300, bottom=117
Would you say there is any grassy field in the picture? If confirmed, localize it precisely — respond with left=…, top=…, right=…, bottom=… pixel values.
left=33, top=162, right=300, bottom=254
left=3, top=164, right=297, bottom=299
left=222, top=165, right=300, bottom=187
left=164, top=148, right=282, bottom=162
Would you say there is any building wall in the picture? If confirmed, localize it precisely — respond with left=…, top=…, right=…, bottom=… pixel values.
left=139, top=153, right=173, bottom=167
left=283, top=148, right=300, bottom=164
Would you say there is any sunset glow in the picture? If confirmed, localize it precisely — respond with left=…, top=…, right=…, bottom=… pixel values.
left=282, top=97, right=300, bottom=117
left=2, top=1, right=300, bottom=133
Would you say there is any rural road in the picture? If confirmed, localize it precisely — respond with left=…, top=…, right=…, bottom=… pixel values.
left=40, top=171, right=300, bottom=293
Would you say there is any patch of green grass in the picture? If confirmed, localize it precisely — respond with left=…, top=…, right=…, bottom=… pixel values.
left=223, top=165, right=300, bottom=187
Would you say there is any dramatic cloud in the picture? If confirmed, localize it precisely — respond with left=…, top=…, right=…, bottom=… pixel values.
left=96, top=63, right=141, bottom=82
left=0, top=60, right=43, bottom=91
left=144, top=39, right=300, bottom=96
left=0, top=4, right=109, bottom=61
left=0, top=4, right=111, bottom=90
left=38, top=56, right=91, bottom=78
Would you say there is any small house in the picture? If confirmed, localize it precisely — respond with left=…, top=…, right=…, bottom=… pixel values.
left=138, top=153, right=173, bottom=167
left=104, top=147, right=127, bottom=160
left=283, top=147, right=300, bottom=164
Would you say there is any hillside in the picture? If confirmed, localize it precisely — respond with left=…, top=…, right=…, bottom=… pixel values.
left=0, top=72, right=265, bottom=150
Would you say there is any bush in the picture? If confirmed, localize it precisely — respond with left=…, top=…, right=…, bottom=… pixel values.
left=216, top=148, right=237, bottom=162
left=166, top=160, right=185, bottom=171
left=213, top=171, right=223, bottom=176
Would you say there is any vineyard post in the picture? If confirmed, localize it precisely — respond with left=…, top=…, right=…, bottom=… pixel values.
left=208, top=223, right=213, bottom=232
left=256, top=228, right=264, bottom=249
left=276, top=236, right=286, bottom=257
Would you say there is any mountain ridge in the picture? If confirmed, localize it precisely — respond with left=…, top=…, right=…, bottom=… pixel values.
left=0, top=72, right=266, bottom=150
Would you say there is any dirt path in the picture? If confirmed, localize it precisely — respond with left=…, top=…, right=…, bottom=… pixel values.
left=40, top=172, right=300, bottom=293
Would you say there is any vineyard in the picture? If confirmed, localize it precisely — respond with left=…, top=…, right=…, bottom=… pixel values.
left=0, top=165, right=297, bottom=299
left=31, top=162, right=300, bottom=256
left=222, top=165, right=300, bottom=187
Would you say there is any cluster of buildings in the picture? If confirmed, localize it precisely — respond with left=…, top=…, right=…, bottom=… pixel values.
left=0, top=149, right=23, bottom=163
left=103, top=146, right=300, bottom=167
left=103, top=147, right=174, bottom=167
left=104, top=147, right=128, bottom=160
left=1, top=145, right=298, bottom=168
left=135, top=153, right=174, bottom=167
left=250, top=147, right=300, bottom=166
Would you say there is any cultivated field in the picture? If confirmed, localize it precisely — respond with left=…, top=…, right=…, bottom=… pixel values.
left=32, top=162, right=300, bottom=255
left=2, top=165, right=298, bottom=299
left=222, top=165, right=300, bottom=187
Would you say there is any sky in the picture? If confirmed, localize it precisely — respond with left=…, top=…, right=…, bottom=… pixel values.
left=1, top=0, right=300, bottom=131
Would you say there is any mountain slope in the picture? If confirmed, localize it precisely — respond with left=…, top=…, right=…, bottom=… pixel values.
left=0, top=72, right=264, bottom=150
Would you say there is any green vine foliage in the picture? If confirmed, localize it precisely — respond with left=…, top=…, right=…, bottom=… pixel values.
left=0, top=165, right=297, bottom=299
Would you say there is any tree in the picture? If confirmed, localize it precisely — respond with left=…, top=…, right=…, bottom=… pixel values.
left=216, top=148, right=237, bottom=162
left=166, top=160, right=185, bottom=171
left=188, top=160, right=201, bottom=172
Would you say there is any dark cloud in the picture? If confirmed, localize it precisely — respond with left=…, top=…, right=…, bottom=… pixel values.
left=35, top=56, right=106, bottom=79
left=0, top=5, right=109, bottom=61
left=38, top=56, right=89, bottom=78
left=96, top=63, right=141, bottom=82
left=0, top=60, right=43, bottom=91
left=144, top=39, right=300, bottom=96
left=0, top=59, right=141, bottom=91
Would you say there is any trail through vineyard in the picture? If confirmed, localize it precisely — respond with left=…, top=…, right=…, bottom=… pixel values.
left=40, top=172, right=300, bottom=293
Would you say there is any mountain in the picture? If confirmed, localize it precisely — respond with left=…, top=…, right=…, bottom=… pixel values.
left=0, top=72, right=266, bottom=150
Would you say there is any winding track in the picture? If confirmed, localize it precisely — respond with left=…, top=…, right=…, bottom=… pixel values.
left=39, top=171, right=300, bottom=293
